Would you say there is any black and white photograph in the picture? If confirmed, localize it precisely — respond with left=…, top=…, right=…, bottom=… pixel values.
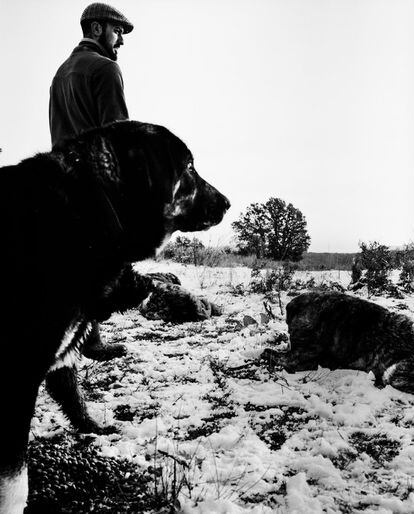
left=1, top=0, right=414, bottom=512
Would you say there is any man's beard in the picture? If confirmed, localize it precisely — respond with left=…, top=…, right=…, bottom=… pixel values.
left=98, top=33, right=118, bottom=61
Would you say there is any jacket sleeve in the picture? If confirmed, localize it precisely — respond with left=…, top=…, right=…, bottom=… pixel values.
left=93, top=61, right=129, bottom=125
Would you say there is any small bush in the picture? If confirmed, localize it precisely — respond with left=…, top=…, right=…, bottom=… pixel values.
left=250, top=262, right=297, bottom=294
left=397, top=244, right=414, bottom=292
left=162, top=236, right=205, bottom=265
left=400, top=261, right=414, bottom=291
left=357, top=241, right=393, bottom=295
left=161, top=236, right=251, bottom=267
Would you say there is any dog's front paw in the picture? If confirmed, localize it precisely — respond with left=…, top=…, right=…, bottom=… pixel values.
left=75, top=419, right=118, bottom=435
left=94, top=424, right=118, bottom=436
left=82, top=342, right=128, bottom=361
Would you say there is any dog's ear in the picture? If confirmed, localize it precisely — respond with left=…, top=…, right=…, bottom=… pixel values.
left=126, top=140, right=180, bottom=205
left=127, top=147, right=154, bottom=191
left=88, top=135, right=120, bottom=185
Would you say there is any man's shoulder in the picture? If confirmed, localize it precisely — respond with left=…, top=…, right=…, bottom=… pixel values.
left=73, top=44, right=121, bottom=71
left=90, top=57, right=122, bottom=80
left=54, top=47, right=121, bottom=79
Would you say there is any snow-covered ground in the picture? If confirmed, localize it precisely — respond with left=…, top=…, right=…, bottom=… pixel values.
left=31, top=261, right=414, bottom=513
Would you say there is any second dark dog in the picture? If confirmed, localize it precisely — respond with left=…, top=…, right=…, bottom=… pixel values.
left=276, top=292, right=414, bottom=394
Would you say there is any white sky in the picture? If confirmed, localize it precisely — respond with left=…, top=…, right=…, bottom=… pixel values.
left=1, top=0, right=414, bottom=252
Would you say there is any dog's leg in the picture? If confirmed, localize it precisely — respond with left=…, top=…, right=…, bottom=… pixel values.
left=87, top=265, right=154, bottom=320
left=82, top=268, right=155, bottom=362
left=45, top=363, right=116, bottom=434
left=382, top=358, right=414, bottom=394
left=82, top=322, right=127, bottom=361
left=0, top=381, right=40, bottom=514
left=0, top=467, right=28, bottom=514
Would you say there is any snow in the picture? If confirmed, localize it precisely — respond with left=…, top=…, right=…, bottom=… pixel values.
left=31, top=261, right=414, bottom=512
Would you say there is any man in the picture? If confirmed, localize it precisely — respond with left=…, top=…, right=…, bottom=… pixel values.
left=50, top=2, right=133, bottom=149
left=49, top=3, right=135, bottom=360
left=49, top=3, right=220, bottom=363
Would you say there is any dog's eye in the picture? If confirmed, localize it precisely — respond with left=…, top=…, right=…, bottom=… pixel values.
left=177, top=168, right=196, bottom=196
left=187, top=162, right=194, bottom=171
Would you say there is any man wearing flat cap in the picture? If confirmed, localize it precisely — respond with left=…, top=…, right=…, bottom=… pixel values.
left=49, top=3, right=135, bottom=361
left=49, top=2, right=134, bottom=149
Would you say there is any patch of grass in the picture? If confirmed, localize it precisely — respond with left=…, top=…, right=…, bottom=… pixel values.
left=113, top=403, right=160, bottom=423
left=187, top=411, right=237, bottom=440
left=251, top=406, right=316, bottom=451
left=348, top=431, right=401, bottom=465
left=244, top=403, right=278, bottom=412
left=208, top=356, right=275, bottom=383
left=241, top=487, right=285, bottom=509
left=331, top=448, right=358, bottom=470
left=223, top=362, right=264, bottom=381
left=114, top=404, right=137, bottom=421
left=229, top=283, right=247, bottom=296
left=79, top=364, right=117, bottom=400
left=148, top=434, right=204, bottom=512
left=186, top=358, right=239, bottom=440
left=334, top=499, right=359, bottom=513
left=378, top=479, right=414, bottom=501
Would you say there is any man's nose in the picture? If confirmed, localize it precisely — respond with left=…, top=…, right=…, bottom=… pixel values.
left=118, top=34, right=124, bottom=45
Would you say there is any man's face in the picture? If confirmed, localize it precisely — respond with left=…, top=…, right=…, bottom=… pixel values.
left=98, top=23, right=124, bottom=61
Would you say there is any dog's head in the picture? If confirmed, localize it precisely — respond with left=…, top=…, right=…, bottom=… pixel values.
left=163, top=158, right=231, bottom=233
left=58, top=121, right=230, bottom=259
left=102, top=121, right=230, bottom=256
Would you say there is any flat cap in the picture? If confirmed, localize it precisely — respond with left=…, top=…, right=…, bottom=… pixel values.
left=80, top=3, right=134, bottom=34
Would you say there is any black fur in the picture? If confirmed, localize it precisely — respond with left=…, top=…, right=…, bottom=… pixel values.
left=45, top=363, right=115, bottom=435
left=0, top=120, right=229, bottom=512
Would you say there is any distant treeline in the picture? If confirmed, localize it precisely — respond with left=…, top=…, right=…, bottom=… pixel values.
left=160, top=236, right=412, bottom=272
left=299, top=253, right=357, bottom=271
left=160, top=237, right=358, bottom=270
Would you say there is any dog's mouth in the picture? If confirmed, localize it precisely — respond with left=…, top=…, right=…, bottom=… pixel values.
left=278, top=345, right=325, bottom=372
left=166, top=192, right=230, bottom=233
left=202, top=194, right=231, bottom=228
left=201, top=209, right=227, bottom=228
left=184, top=208, right=228, bottom=232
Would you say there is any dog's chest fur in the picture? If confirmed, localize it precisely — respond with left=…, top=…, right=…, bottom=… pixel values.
left=49, top=318, right=93, bottom=371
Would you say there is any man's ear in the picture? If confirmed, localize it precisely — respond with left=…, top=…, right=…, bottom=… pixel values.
left=91, top=21, right=103, bottom=37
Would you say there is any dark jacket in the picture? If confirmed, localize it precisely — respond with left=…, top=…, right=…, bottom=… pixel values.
left=49, top=39, right=129, bottom=149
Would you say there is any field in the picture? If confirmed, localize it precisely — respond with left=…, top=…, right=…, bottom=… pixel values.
left=28, top=262, right=414, bottom=513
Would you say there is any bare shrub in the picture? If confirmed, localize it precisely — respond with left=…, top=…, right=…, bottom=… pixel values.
left=396, top=243, right=414, bottom=292
left=162, top=236, right=205, bottom=265
left=249, top=262, right=297, bottom=315
left=350, top=241, right=393, bottom=296
left=249, top=262, right=297, bottom=295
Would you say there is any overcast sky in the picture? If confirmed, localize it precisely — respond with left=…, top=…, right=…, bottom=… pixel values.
left=1, top=0, right=414, bottom=252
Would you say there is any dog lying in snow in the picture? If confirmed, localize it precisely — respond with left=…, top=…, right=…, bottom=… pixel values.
left=0, top=120, right=230, bottom=513
left=273, top=292, right=414, bottom=394
left=139, top=273, right=223, bottom=322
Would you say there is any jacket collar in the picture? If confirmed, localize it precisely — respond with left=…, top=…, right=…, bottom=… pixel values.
left=75, top=38, right=111, bottom=59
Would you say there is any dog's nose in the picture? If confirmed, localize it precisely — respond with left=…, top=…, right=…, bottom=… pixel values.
left=222, top=195, right=231, bottom=211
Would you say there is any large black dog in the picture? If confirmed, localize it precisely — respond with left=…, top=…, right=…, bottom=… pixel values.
left=0, top=121, right=229, bottom=513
